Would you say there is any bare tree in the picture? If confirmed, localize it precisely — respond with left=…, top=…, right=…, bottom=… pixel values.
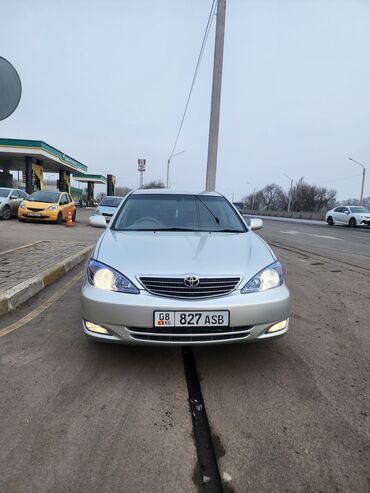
left=115, top=186, right=132, bottom=197
left=142, top=180, right=166, bottom=189
left=241, top=178, right=336, bottom=212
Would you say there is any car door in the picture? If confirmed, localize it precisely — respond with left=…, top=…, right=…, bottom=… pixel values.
left=342, top=207, right=351, bottom=224
left=333, top=207, right=345, bottom=224
left=59, top=193, right=69, bottom=219
left=9, top=190, right=21, bottom=215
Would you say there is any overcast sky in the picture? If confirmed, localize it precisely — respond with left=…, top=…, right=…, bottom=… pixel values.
left=1, top=0, right=369, bottom=200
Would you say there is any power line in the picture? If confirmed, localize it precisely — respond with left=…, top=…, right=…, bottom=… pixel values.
left=169, top=0, right=217, bottom=159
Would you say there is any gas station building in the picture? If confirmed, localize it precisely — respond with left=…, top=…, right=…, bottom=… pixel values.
left=0, top=138, right=115, bottom=206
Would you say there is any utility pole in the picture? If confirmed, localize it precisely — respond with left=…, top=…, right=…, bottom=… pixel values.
left=205, top=0, right=226, bottom=192
left=284, top=173, right=293, bottom=212
left=247, top=182, right=255, bottom=210
left=348, top=158, right=366, bottom=205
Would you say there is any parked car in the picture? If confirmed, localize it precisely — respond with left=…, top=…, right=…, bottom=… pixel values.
left=326, top=205, right=370, bottom=227
left=18, top=190, right=76, bottom=223
left=0, top=187, right=28, bottom=220
left=82, top=190, right=291, bottom=345
left=90, top=196, right=123, bottom=224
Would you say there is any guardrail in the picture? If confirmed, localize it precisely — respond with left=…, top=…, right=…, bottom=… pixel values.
left=242, top=210, right=326, bottom=221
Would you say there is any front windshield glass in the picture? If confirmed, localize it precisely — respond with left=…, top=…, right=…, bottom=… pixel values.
left=100, top=197, right=123, bottom=208
left=28, top=191, right=61, bottom=203
left=112, top=194, right=247, bottom=232
left=0, top=189, right=10, bottom=197
left=349, top=206, right=369, bottom=213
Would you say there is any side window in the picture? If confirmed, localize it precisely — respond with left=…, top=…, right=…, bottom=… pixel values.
left=19, top=191, right=27, bottom=199
left=60, top=194, right=67, bottom=205
left=67, top=194, right=72, bottom=203
left=343, top=207, right=350, bottom=213
left=11, top=190, right=20, bottom=198
left=335, top=207, right=343, bottom=213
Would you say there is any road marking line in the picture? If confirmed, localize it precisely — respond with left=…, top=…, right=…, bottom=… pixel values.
left=0, top=271, right=83, bottom=337
left=280, top=231, right=342, bottom=240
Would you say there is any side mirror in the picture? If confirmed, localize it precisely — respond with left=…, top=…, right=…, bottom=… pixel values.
left=10, top=194, right=18, bottom=199
left=89, top=215, right=107, bottom=228
left=249, top=218, right=263, bottom=231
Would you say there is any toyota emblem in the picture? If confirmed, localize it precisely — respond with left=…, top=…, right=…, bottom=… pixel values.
left=184, top=275, right=200, bottom=287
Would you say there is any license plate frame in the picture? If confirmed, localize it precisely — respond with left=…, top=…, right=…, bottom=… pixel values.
left=28, top=212, right=41, bottom=217
left=153, top=310, right=230, bottom=328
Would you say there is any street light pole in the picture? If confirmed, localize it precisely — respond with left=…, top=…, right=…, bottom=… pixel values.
left=205, top=0, right=226, bottom=192
left=284, top=173, right=293, bottom=212
left=166, top=150, right=185, bottom=188
left=348, top=157, right=366, bottom=205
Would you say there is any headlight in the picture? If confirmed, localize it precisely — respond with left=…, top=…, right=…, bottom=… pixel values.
left=241, top=261, right=283, bottom=293
left=47, top=204, right=58, bottom=211
left=19, top=201, right=26, bottom=209
left=87, top=259, right=139, bottom=294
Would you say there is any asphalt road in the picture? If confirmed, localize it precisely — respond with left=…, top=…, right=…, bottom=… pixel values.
left=0, top=216, right=369, bottom=492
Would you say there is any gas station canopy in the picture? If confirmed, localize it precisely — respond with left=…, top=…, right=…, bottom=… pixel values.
left=73, top=173, right=107, bottom=184
left=0, top=138, right=88, bottom=174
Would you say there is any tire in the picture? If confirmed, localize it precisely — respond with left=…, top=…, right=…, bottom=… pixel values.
left=56, top=212, right=63, bottom=224
left=1, top=205, right=11, bottom=220
left=349, top=217, right=356, bottom=228
left=72, top=210, right=76, bottom=222
left=327, top=216, right=334, bottom=226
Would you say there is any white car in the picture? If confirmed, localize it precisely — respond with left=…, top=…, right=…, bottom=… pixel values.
left=326, top=205, right=370, bottom=228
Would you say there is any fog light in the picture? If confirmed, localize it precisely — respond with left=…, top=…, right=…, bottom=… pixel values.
left=267, top=320, right=287, bottom=333
left=85, top=320, right=110, bottom=334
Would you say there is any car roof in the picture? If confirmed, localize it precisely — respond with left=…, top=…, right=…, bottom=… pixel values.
left=101, top=195, right=123, bottom=199
left=130, top=189, right=222, bottom=196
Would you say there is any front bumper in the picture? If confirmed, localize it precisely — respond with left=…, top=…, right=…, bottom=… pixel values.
left=81, top=281, right=291, bottom=345
left=18, top=209, right=59, bottom=221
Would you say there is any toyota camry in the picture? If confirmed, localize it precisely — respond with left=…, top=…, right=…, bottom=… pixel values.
left=82, top=190, right=290, bottom=345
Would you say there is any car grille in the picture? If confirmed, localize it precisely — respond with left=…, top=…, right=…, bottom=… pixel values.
left=139, top=276, right=241, bottom=299
left=27, top=207, right=44, bottom=212
left=127, top=325, right=253, bottom=343
left=102, top=213, right=113, bottom=217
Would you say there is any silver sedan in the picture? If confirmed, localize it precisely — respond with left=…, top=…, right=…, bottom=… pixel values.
left=82, top=190, right=290, bottom=345
left=0, top=187, right=28, bottom=220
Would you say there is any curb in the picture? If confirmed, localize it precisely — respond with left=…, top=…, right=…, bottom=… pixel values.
left=0, top=245, right=93, bottom=315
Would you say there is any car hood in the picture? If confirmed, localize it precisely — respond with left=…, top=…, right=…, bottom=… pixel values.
left=96, top=230, right=275, bottom=284
left=97, top=206, right=118, bottom=215
left=24, top=200, right=55, bottom=208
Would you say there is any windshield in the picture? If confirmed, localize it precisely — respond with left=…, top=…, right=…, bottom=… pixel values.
left=349, top=206, right=369, bottom=213
left=112, top=194, right=247, bottom=232
left=0, top=189, right=10, bottom=197
left=99, top=197, right=123, bottom=208
left=28, top=191, right=61, bottom=203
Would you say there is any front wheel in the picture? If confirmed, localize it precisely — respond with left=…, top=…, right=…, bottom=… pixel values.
left=72, top=210, right=76, bottom=222
left=56, top=212, right=63, bottom=224
left=1, top=205, right=11, bottom=220
left=349, top=217, right=356, bottom=228
left=327, top=216, right=334, bottom=226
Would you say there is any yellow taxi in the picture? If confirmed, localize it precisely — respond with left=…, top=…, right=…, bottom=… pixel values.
left=18, top=190, right=76, bottom=224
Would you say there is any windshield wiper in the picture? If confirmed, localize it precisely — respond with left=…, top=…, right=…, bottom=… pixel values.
left=195, top=196, right=220, bottom=225
left=116, top=227, right=196, bottom=232
left=151, top=227, right=196, bottom=232
left=211, top=229, right=244, bottom=233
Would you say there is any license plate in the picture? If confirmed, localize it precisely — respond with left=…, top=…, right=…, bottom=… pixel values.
left=28, top=213, right=41, bottom=217
left=154, top=311, right=229, bottom=328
